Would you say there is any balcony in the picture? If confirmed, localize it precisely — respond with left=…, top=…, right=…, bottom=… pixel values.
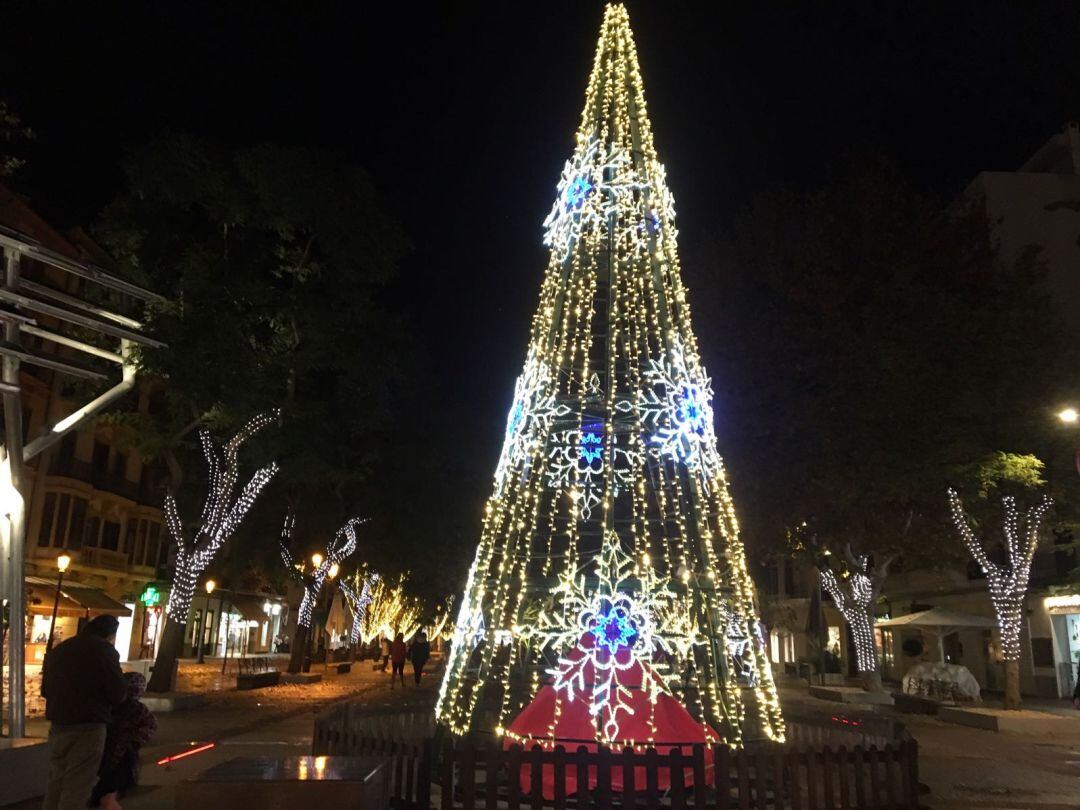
left=79, top=546, right=130, bottom=572
left=49, top=456, right=140, bottom=502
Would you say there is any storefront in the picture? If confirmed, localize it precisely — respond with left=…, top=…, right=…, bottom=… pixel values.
left=25, top=576, right=133, bottom=664
left=1046, top=593, right=1080, bottom=698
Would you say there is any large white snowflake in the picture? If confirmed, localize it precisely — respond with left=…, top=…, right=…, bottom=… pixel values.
left=543, top=139, right=653, bottom=263
left=520, top=535, right=703, bottom=741
left=640, top=338, right=720, bottom=482
left=546, top=424, right=639, bottom=521
left=493, top=349, right=570, bottom=495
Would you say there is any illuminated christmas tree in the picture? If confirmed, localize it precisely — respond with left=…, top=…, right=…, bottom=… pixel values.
left=436, top=4, right=784, bottom=746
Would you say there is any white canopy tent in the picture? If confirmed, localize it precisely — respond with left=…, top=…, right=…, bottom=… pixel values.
left=877, top=607, right=996, bottom=662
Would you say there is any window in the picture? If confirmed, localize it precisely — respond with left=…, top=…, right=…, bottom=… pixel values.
left=54, top=495, right=71, bottom=548
left=68, top=498, right=87, bottom=550
left=123, top=521, right=137, bottom=555
left=39, top=493, right=57, bottom=546
left=53, top=433, right=76, bottom=474
left=101, top=521, right=121, bottom=551
left=135, top=520, right=148, bottom=559
left=146, top=523, right=161, bottom=567
left=92, top=441, right=109, bottom=477
left=83, top=516, right=100, bottom=548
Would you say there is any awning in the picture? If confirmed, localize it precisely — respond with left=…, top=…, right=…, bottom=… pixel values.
left=227, top=596, right=268, bottom=622
left=25, top=578, right=131, bottom=617
left=876, top=607, right=995, bottom=632
left=26, top=580, right=83, bottom=617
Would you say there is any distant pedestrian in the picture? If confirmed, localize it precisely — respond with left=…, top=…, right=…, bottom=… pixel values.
left=1073, top=660, right=1080, bottom=709
left=90, top=672, right=157, bottom=809
left=41, top=615, right=128, bottom=810
left=389, top=632, right=407, bottom=688
left=409, top=632, right=431, bottom=686
left=380, top=636, right=391, bottom=672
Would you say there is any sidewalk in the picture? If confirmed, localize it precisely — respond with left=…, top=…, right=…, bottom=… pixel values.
left=780, top=680, right=1080, bottom=809
left=2, top=657, right=441, bottom=809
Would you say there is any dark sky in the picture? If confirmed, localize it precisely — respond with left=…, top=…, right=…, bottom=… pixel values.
left=3, top=0, right=1080, bottom=477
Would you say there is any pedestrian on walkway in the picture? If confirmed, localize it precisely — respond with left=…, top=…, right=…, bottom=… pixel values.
left=409, top=631, right=431, bottom=686
left=389, top=632, right=407, bottom=688
left=40, top=615, right=128, bottom=810
left=90, top=672, right=157, bottom=810
left=380, top=635, right=391, bottom=672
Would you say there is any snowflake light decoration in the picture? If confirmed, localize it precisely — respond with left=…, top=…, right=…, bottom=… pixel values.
left=493, top=350, right=570, bottom=495
left=543, top=138, right=602, bottom=262
left=546, top=422, right=638, bottom=522
left=520, top=534, right=703, bottom=742
left=640, top=338, right=720, bottom=481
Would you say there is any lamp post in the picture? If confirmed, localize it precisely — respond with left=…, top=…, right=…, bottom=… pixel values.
left=45, top=554, right=72, bottom=652
left=1056, top=407, right=1080, bottom=475
left=199, top=580, right=215, bottom=664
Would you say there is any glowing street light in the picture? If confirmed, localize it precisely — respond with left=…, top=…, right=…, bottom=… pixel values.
left=328, top=563, right=339, bottom=579
left=1058, top=407, right=1078, bottom=424
left=197, top=580, right=217, bottom=664
left=46, top=554, right=73, bottom=651
left=311, top=553, right=323, bottom=569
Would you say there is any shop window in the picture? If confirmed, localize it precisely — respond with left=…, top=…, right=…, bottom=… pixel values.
left=39, top=492, right=57, bottom=546
left=101, top=521, right=121, bottom=551
left=54, top=494, right=71, bottom=548
left=68, top=498, right=87, bottom=550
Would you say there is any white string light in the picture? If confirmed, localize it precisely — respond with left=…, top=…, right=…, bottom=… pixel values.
left=947, top=488, right=1052, bottom=661
left=820, top=561, right=877, bottom=673
left=165, top=411, right=279, bottom=621
left=280, top=516, right=361, bottom=628
left=339, top=573, right=377, bottom=645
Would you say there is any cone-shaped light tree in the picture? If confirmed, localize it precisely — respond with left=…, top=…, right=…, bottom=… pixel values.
left=436, top=4, right=784, bottom=745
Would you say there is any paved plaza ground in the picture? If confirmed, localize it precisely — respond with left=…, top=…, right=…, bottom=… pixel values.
left=4, top=667, right=1079, bottom=808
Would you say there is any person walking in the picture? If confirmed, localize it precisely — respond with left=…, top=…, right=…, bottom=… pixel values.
left=40, top=615, right=128, bottom=810
left=409, top=631, right=431, bottom=686
left=389, top=632, right=407, bottom=689
left=379, top=635, right=391, bottom=672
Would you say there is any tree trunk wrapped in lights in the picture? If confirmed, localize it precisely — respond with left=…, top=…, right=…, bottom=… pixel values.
left=147, top=412, right=279, bottom=693
left=280, top=515, right=361, bottom=673
left=352, top=574, right=422, bottom=645
left=818, top=545, right=893, bottom=693
left=947, top=488, right=1052, bottom=709
left=338, top=573, right=377, bottom=646
left=436, top=4, right=784, bottom=746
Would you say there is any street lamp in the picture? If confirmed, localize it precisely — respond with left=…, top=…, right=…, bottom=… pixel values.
left=328, top=563, right=339, bottom=579
left=1057, top=407, right=1078, bottom=424
left=46, top=554, right=71, bottom=652
left=198, top=580, right=216, bottom=664
left=311, top=553, right=323, bottom=569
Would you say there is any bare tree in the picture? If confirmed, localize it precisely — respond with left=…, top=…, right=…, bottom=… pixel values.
left=818, top=545, right=895, bottom=693
left=947, top=488, right=1052, bottom=709
left=339, top=572, right=378, bottom=646
left=280, top=515, right=360, bottom=673
left=147, top=412, right=279, bottom=693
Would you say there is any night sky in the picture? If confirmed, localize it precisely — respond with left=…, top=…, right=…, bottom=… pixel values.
left=3, top=0, right=1080, bottom=484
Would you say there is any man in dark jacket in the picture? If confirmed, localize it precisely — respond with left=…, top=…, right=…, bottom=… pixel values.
left=41, top=614, right=128, bottom=810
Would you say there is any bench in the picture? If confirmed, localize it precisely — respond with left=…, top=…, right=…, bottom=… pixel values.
left=237, top=670, right=282, bottom=690
left=331, top=663, right=351, bottom=675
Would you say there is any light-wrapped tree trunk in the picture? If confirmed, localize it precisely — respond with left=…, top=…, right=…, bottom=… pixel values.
left=148, top=412, right=278, bottom=693
left=280, top=516, right=361, bottom=673
left=947, top=488, right=1052, bottom=709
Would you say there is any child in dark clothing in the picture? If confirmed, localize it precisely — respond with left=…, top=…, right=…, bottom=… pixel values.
left=91, top=671, right=157, bottom=809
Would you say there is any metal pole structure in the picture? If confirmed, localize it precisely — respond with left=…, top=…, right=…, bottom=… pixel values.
left=221, top=610, right=231, bottom=675
left=45, top=566, right=65, bottom=652
left=2, top=248, right=27, bottom=738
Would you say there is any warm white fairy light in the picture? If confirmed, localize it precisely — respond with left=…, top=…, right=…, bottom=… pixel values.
left=164, top=411, right=279, bottom=620
left=947, top=488, right=1053, bottom=661
left=351, top=573, right=422, bottom=644
left=436, top=3, right=784, bottom=744
left=280, top=516, right=361, bottom=628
